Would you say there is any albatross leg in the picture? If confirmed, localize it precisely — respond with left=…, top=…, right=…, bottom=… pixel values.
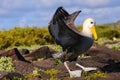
left=64, top=61, right=82, bottom=78
left=75, top=63, right=97, bottom=72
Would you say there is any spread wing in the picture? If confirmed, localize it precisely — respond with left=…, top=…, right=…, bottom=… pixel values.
left=48, top=7, right=85, bottom=50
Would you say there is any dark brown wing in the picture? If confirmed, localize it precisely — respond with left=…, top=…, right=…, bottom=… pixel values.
left=48, top=7, right=86, bottom=50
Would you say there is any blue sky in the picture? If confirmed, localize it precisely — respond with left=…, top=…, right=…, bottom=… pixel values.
left=0, top=0, right=120, bottom=29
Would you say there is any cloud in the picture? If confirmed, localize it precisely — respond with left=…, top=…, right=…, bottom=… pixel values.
left=80, top=6, right=120, bottom=24
left=0, top=0, right=120, bottom=29
left=82, top=0, right=110, bottom=7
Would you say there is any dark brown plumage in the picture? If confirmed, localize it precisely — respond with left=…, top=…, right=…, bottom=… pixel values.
left=48, top=7, right=94, bottom=61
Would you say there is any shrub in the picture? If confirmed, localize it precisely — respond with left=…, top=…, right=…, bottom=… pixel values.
left=0, top=57, right=14, bottom=72
left=100, top=29, right=120, bottom=39
left=0, top=24, right=120, bottom=49
left=0, top=27, right=55, bottom=49
left=95, top=25, right=120, bottom=39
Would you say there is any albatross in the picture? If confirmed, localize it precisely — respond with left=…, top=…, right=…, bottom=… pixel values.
left=48, top=7, right=98, bottom=71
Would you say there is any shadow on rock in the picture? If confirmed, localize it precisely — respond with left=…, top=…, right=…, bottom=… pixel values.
left=101, top=61, right=120, bottom=72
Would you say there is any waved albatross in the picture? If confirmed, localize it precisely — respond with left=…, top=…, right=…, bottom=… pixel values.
left=48, top=7, right=98, bottom=71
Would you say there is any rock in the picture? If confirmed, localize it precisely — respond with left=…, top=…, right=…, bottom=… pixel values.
left=55, top=61, right=81, bottom=79
left=0, top=71, right=24, bottom=80
left=0, top=43, right=120, bottom=79
left=27, top=77, right=40, bottom=80
left=103, top=41, right=118, bottom=45
left=85, top=44, right=120, bottom=62
left=0, top=48, right=28, bottom=62
left=13, top=61, right=50, bottom=79
left=77, top=58, right=107, bottom=69
left=106, top=72, right=120, bottom=80
left=32, top=58, right=56, bottom=70
left=13, top=61, right=35, bottom=74
left=19, top=48, right=30, bottom=55
left=83, top=44, right=120, bottom=67
left=24, top=46, right=53, bottom=61
left=69, top=77, right=86, bottom=80
left=78, top=44, right=120, bottom=72
left=0, top=71, right=8, bottom=79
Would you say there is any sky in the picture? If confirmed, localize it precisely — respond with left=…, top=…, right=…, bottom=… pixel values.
left=0, top=0, right=120, bottom=29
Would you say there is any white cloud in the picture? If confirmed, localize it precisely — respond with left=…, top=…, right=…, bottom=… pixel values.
left=66, top=7, right=81, bottom=13
left=94, top=6, right=120, bottom=18
left=0, top=0, right=119, bottom=28
left=39, top=0, right=58, bottom=7
left=1, top=0, right=24, bottom=9
left=83, top=0, right=110, bottom=7
left=82, top=6, right=120, bottom=17
left=36, top=0, right=110, bottom=7
left=79, top=6, right=120, bottom=24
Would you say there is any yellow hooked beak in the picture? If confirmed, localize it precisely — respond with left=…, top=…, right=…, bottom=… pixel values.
left=90, top=26, right=98, bottom=40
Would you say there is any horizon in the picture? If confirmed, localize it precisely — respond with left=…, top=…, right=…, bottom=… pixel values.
left=0, top=0, right=120, bottom=29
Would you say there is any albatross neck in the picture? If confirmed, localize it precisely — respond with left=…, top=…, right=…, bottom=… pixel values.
left=82, top=27, right=92, bottom=38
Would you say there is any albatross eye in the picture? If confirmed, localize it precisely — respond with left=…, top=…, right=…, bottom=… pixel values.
left=91, top=22, right=93, bottom=24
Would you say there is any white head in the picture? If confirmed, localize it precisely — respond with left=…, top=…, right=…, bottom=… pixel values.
left=82, top=18, right=97, bottom=40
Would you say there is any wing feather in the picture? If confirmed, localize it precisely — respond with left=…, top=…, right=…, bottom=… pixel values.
left=48, top=7, right=84, bottom=50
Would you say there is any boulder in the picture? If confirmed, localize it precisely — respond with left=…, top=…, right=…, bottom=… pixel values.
left=13, top=61, right=35, bottom=74
left=32, top=58, right=56, bottom=70
left=85, top=44, right=120, bottom=62
left=0, top=48, right=28, bottom=62
left=19, top=48, right=30, bottom=55
left=24, top=46, right=53, bottom=61
left=13, top=60, right=50, bottom=79
left=0, top=71, right=24, bottom=80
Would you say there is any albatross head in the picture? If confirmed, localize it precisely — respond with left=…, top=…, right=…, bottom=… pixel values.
left=82, top=18, right=98, bottom=40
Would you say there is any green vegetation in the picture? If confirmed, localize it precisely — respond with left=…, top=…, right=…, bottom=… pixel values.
left=54, top=58, right=63, bottom=66
left=96, top=37, right=110, bottom=44
left=0, top=23, right=120, bottom=50
left=47, top=45, right=62, bottom=52
left=44, top=69, right=60, bottom=79
left=3, top=77, right=23, bottom=80
left=13, top=76, right=23, bottom=80
left=106, top=41, right=120, bottom=51
left=0, top=27, right=54, bottom=50
left=82, top=71, right=107, bottom=80
left=37, top=57, right=46, bottom=61
left=24, top=67, right=41, bottom=79
left=0, top=57, right=14, bottom=72
left=78, top=54, right=91, bottom=58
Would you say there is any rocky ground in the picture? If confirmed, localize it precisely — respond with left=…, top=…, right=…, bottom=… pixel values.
left=0, top=43, right=120, bottom=80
